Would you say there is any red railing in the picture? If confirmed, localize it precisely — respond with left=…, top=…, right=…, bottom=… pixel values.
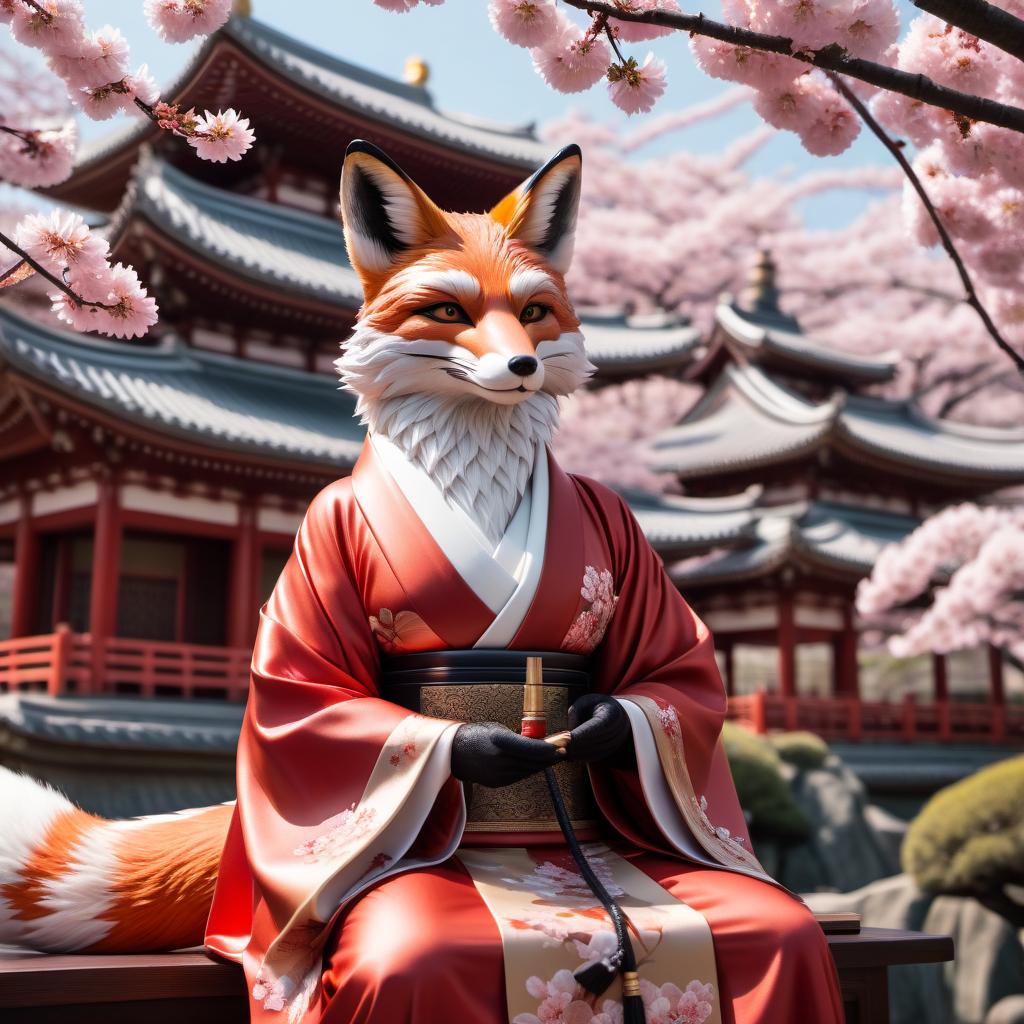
left=0, top=628, right=250, bottom=701
left=729, top=689, right=1024, bottom=745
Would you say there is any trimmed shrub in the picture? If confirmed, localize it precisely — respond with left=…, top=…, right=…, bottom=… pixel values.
left=722, top=723, right=810, bottom=842
left=768, top=730, right=830, bottom=771
left=903, top=755, right=1024, bottom=909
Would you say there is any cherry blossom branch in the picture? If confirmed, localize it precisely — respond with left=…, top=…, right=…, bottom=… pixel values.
left=827, top=73, right=1024, bottom=373
left=0, top=228, right=115, bottom=310
left=560, top=0, right=1024, bottom=135
left=912, top=0, right=1024, bottom=64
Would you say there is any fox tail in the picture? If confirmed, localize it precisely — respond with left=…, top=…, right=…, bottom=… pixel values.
left=0, top=767, right=231, bottom=953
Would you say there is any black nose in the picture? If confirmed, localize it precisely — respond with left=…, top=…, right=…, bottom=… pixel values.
left=508, top=356, right=538, bottom=377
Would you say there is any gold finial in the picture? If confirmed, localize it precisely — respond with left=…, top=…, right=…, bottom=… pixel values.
left=231, top=0, right=252, bottom=15
left=404, top=55, right=430, bottom=87
left=740, top=248, right=781, bottom=317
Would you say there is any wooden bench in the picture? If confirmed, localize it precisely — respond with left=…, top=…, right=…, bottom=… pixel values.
left=0, top=916, right=954, bottom=1024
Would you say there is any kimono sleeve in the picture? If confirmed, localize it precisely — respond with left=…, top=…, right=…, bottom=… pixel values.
left=578, top=478, right=768, bottom=878
left=205, top=479, right=466, bottom=1024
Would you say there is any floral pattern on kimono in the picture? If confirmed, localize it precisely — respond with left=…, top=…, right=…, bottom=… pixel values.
left=560, top=566, right=618, bottom=654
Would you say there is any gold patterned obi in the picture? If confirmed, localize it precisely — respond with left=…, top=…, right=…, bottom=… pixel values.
left=380, top=651, right=599, bottom=837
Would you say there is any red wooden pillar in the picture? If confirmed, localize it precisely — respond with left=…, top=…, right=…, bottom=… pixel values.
left=932, top=652, right=949, bottom=702
left=988, top=646, right=1005, bottom=705
left=835, top=605, right=860, bottom=698
left=722, top=642, right=735, bottom=697
left=10, top=494, right=39, bottom=638
left=777, top=593, right=796, bottom=698
left=229, top=503, right=260, bottom=649
left=88, top=477, right=122, bottom=694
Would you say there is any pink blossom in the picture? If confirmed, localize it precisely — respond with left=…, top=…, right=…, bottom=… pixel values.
left=532, top=25, right=611, bottom=94
left=52, top=263, right=158, bottom=339
left=641, top=979, right=715, bottom=1024
left=896, top=15, right=1001, bottom=96
left=14, top=209, right=109, bottom=277
left=609, top=0, right=679, bottom=42
left=608, top=53, right=667, bottom=115
left=0, top=122, right=76, bottom=187
left=752, top=74, right=860, bottom=156
left=144, top=0, right=232, bottom=43
left=690, top=35, right=803, bottom=90
left=187, top=108, right=255, bottom=162
left=10, top=0, right=85, bottom=54
left=0, top=0, right=16, bottom=24
left=372, top=0, right=417, bottom=10
left=50, top=25, right=131, bottom=89
left=488, top=0, right=558, bottom=48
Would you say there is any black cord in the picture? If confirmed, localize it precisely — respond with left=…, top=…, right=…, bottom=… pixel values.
left=543, top=766, right=646, bottom=1023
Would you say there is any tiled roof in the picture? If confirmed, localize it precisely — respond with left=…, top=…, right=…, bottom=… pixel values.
left=110, top=159, right=699, bottom=373
left=0, top=305, right=364, bottom=470
left=622, top=486, right=761, bottom=557
left=668, top=501, right=920, bottom=586
left=0, top=693, right=242, bottom=754
left=708, top=302, right=899, bottom=387
left=109, top=156, right=365, bottom=307
left=576, top=309, right=701, bottom=372
left=651, top=363, right=1024, bottom=483
left=70, top=16, right=547, bottom=178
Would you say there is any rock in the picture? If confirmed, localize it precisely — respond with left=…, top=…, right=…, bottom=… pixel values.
left=807, top=874, right=1024, bottom=1024
left=987, top=996, right=1024, bottom=1024
left=755, top=754, right=905, bottom=893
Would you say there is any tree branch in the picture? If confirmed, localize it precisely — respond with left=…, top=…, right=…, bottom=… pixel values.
left=0, top=230, right=115, bottom=311
left=827, top=73, right=1024, bottom=374
left=561, top=0, right=1024, bottom=135
left=913, top=0, right=1024, bottom=65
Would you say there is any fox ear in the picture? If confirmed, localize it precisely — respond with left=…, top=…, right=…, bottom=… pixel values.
left=490, top=144, right=582, bottom=275
left=340, top=140, right=449, bottom=287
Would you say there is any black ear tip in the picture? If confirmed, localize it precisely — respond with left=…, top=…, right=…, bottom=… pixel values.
left=343, top=139, right=412, bottom=182
left=558, top=143, right=582, bottom=163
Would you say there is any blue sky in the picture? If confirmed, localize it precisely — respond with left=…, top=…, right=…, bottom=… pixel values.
left=12, top=0, right=906, bottom=228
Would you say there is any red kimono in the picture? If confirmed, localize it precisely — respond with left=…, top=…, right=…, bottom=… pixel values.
left=206, top=438, right=843, bottom=1024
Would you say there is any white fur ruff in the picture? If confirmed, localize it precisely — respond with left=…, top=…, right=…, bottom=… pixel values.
left=336, top=325, right=593, bottom=543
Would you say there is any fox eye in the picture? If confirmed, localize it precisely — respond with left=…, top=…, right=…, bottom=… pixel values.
left=418, top=302, right=471, bottom=325
left=520, top=303, right=549, bottom=324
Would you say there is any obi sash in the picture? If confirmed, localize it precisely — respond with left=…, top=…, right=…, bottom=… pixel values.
left=380, top=650, right=599, bottom=840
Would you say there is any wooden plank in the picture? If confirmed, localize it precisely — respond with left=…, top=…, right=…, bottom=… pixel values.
left=0, top=951, right=245, bottom=1007
left=827, top=928, right=954, bottom=970
left=815, top=912, right=860, bottom=935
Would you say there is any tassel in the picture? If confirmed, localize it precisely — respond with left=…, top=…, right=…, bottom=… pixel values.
left=621, top=972, right=646, bottom=1024
left=574, top=958, right=618, bottom=997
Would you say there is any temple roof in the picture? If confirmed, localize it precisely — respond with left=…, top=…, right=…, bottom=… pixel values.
left=621, top=486, right=761, bottom=558
left=109, top=156, right=365, bottom=309
left=0, top=305, right=364, bottom=471
left=108, top=159, right=699, bottom=376
left=574, top=309, right=702, bottom=377
left=668, top=501, right=920, bottom=587
left=46, top=15, right=547, bottom=211
left=706, top=301, right=900, bottom=387
left=651, top=363, right=1024, bottom=487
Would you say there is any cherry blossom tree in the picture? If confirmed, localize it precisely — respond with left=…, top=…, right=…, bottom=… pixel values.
left=374, top=0, right=1024, bottom=377
left=857, top=504, right=1024, bottom=659
left=0, top=0, right=255, bottom=339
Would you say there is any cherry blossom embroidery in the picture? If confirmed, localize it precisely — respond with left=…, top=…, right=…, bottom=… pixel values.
left=369, top=607, right=434, bottom=652
left=514, top=969, right=622, bottom=1024
left=386, top=713, right=422, bottom=768
left=360, top=851, right=394, bottom=880
left=560, top=566, right=618, bottom=654
left=641, top=978, right=716, bottom=1024
left=657, top=703, right=681, bottom=739
left=252, top=972, right=291, bottom=1013
left=696, top=794, right=746, bottom=850
left=292, top=803, right=377, bottom=863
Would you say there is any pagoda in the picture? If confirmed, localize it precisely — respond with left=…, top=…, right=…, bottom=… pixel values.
left=648, top=252, right=1024, bottom=744
left=0, top=12, right=1019, bottom=803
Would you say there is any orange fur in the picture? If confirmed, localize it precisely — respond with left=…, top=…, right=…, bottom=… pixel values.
left=2, top=808, right=98, bottom=920
left=85, top=804, right=232, bottom=953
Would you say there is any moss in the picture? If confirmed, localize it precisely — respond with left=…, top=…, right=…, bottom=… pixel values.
left=722, top=723, right=810, bottom=843
left=769, top=731, right=830, bottom=772
left=903, top=755, right=1024, bottom=898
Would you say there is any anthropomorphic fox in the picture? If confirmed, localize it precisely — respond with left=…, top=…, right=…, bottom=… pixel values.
left=0, top=140, right=595, bottom=954
left=0, top=141, right=842, bottom=1024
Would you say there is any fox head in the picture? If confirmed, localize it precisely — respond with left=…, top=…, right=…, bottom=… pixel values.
left=335, top=141, right=594, bottom=540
